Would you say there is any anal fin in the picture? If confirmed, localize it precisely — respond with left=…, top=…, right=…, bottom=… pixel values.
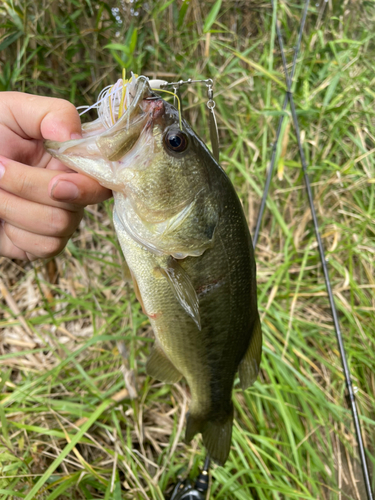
left=146, top=343, right=182, bottom=383
left=239, top=313, right=262, bottom=389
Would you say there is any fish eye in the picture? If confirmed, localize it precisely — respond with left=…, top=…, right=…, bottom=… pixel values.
left=164, top=130, right=188, bottom=153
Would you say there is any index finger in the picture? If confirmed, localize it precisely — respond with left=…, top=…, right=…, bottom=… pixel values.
left=1, top=92, right=82, bottom=142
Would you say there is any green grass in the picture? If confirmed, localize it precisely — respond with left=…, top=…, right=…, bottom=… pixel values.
left=1, top=0, right=375, bottom=498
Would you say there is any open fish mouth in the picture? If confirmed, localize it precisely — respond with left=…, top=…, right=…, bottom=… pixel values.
left=45, top=75, right=164, bottom=163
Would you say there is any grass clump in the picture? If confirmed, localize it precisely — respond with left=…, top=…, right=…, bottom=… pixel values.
left=0, top=0, right=375, bottom=498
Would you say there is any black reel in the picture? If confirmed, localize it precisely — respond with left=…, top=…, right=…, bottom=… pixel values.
left=168, top=457, right=210, bottom=500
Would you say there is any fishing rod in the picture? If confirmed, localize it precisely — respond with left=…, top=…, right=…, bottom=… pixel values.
left=253, top=0, right=309, bottom=247
left=253, top=0, right=374, bottom=498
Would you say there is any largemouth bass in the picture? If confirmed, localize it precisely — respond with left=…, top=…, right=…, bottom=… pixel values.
left=45, top=75, right=262, bottom=465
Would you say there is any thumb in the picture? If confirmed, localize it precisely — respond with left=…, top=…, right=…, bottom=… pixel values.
left=3, top=92, right=82, bottom=142
left=40, top=99, right=82, bottom=142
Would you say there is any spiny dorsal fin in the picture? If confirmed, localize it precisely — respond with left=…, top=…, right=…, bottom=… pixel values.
left=146, top=343, right=182, bottom=384
left=239, top=314, right=262, bottom=389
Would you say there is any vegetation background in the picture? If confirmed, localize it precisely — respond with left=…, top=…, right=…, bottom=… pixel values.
left=0, top=0, right=374, bottom=498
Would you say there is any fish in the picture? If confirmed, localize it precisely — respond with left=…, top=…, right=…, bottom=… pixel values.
left=45, top=74, right=262, bottom=465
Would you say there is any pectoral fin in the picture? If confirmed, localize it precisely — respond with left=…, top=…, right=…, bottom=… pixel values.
left=146, top=343, right=182, bottom=383
left=121, top=259, right=132, bottom=282
left=130, top=270, right=147, bottom=315
left=157, top=258, right=201, bottom=330
left=239, top=314, right=262, bottom=389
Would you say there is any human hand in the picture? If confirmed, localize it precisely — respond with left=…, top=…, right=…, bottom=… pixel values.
left=0, top=92, right=112, bottom=261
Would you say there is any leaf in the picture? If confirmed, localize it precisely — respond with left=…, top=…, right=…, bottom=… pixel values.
left=0, top=488, right=26, bottom=498
left=156, top=0, right=175, bottom=14
left=104, top=43, right=130, bottom=54
left=0, top=31, right=23, bottom=51
left=2, top=2, right=24, bottom=32
left=233, top=50, right=286, bottom=89
left=178, top=0, right=190, bottom=29
left=110, top=51, right=127, bottom=68
left=323, top=72, right=341, bottom=108
left=128, top=28, right=137, bottom=55
left=203, top=0, right=222, bottom=33
left=0, top=404, right=10, bottom=447
left=45, top=475, right=79, bottom=500
left=113, top=479, right=122, bottom=500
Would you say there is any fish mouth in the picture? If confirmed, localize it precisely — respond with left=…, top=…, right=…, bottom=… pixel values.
left=45, top=76, right=165, bottom=163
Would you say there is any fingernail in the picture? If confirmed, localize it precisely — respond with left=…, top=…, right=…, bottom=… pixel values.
left=71, top=132, right=82, bottom=140
left=51, top=180, right=79, bottom=201
left=0, top=162, right=5, bottom=180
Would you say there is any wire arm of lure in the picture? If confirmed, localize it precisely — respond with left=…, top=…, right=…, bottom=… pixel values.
left=151, top=78, right=220, bottom=162
left=159, top=78, right=214, bottom=88
left=205, top=81, right=220, bottom=162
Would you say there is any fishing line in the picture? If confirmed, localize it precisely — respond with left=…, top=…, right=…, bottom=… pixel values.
left=254, top=0, right=374, bottom=497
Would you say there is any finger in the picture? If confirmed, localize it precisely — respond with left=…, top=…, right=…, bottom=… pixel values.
left=1, top=92, right=82, bottom=141
left=46, top=156, right=78, bottom=172
left=49, top=173, right=112, bottom=204
left=0, top=188, right=83, bottom=238
left=0, top=125, right=78, bottom=169
left=0, top=222, right=28, bottom=260
left=0, top=157, right=77, bottom=210
left=1, top=221, right=68, bottom=261
left=0, top=157, right=111, bottom=209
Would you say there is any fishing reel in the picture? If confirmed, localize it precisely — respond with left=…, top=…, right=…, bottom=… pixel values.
left=167, top=457, right=210, bottom=500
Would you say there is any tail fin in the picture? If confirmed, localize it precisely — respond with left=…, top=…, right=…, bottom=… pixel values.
left=185, top=406, right=233, bottom=466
